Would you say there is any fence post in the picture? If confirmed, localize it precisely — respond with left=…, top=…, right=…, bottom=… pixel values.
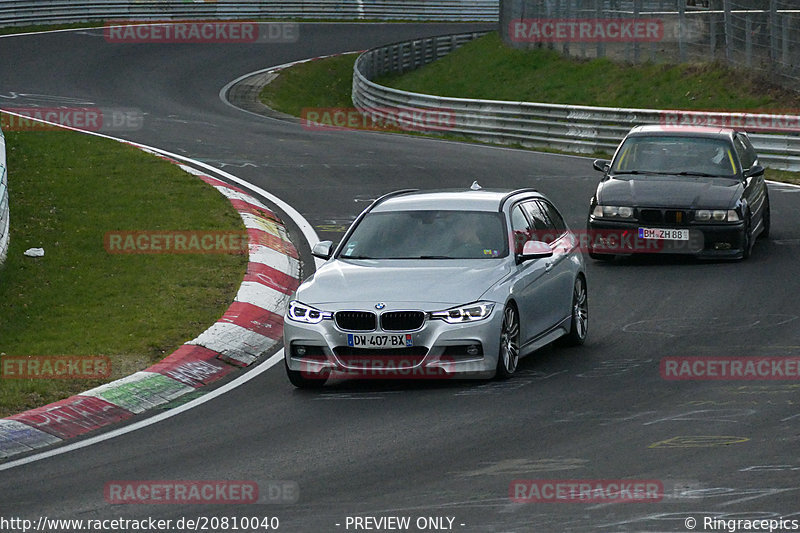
left=782, top=14, right=789, bottom=67
left=745, top=15, right=752, bottom=67
left=678, top=0, right=686, bottom=63
left=723, top=0, right=733, bottom=64
left=769, top=0, right=778, bottom=64
left=710, top=9, right=717, bottom=57
left=633, top=0, right=641, bottom=63
left=595, top=0, right=605, bottom=58
left=562, top=0, right=571, bottom=58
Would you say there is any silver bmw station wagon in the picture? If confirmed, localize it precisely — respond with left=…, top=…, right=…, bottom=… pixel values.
left=283, top=185, right=587, bottom=387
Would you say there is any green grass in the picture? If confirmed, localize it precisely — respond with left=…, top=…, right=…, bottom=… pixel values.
left=376, top=32, right=800, bottom=111
left=260, top=53, right=359, bottom=117
left=0, top=125, right=247, bottom=417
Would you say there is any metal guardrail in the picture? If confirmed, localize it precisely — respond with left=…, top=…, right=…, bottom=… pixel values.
left=0, top=1, right=499, bottom=25
left=352, top=31, right=800, bottom=170
left=0, top=125, right=8, bottom=266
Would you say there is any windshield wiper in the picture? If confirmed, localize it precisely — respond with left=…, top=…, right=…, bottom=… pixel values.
left=340, top=255, right=373, bottom=259
left=416, top=255, right=456, bottom=259
left=675, top=171, right=719, bottom=177
left=613, top=170, right=673, bottom=175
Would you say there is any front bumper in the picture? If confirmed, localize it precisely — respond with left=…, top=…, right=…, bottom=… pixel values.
left=586, top=219, right=746, bottom=259
left=283, top=307, right=505, bottom=380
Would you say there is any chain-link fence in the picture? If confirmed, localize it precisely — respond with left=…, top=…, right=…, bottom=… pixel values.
left=501, top=0, right=800, bottom=89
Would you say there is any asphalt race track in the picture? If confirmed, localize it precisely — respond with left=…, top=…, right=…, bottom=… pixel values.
left=2, top=23, right=800, bottom=533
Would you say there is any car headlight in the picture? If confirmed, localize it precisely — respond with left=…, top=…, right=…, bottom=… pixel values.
left=695, top=209, right=739, bottom=222
left=430, top=302, right=495, bottom=324
left=592, top=205, right=635, bottom=218
left=287, top=301, right=332, bottom=324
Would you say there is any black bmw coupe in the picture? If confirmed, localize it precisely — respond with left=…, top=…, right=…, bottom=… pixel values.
left=587, top=125, right=770, bottom=260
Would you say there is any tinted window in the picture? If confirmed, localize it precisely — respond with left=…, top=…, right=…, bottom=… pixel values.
left=523, top=201, right=566, bottom=244
left=734, top=134, right=757, bottom=169
left=521, top=201, right=550, bottom=231
left=612, top=135, right=738, bottom=177
left=340, top=210, right=508, bottom=260
left=538, top=200, right=567, bottom=233
left=511, top=205, right=533, bottom=254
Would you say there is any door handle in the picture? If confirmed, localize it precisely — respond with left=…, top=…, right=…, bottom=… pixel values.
left=545, top=262, right=553, bottom=272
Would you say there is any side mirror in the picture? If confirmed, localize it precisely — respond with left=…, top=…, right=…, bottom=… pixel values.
left=745, top=165, right=765, bottom=178
left=593, top=159, right=611, bottom=173
left=518, top=240, right=553, bottom=262
left=311, top=240, right=334, bottom=260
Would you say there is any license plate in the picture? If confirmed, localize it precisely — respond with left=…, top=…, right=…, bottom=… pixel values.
left=638, top=227, right=690, bottom=241
left=347, top=333, right=413, bottom=348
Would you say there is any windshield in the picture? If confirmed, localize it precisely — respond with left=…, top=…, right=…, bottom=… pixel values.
left=339, top=210, right=508, bottom=260
left=611, top=135, right=738, bottom=177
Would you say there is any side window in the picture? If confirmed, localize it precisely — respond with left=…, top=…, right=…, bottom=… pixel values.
left=522, top=201, right=559, bottom=244
left=734, top=135, right=756, bottom=170
left=511, top=205, right=532, bottom=254
left=521, top=201, right=549, bottom=231
left=538, top=200, right=567, bottom=234
left=739, top=134, right=758, bottom=169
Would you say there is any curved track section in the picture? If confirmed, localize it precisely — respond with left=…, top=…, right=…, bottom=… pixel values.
left=2, top=23, right=800, bottom=532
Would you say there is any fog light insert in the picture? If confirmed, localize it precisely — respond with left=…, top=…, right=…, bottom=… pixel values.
left=442, top=344, right=484, bottom=359
left=714, top=242, right=732, bottom=250
left=294, top=345, right=307, bottom=357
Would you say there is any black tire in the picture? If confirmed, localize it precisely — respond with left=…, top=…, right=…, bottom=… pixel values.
left=760, top=195, right=771, bottom=240
left=495, top=303, right=520, bottom=380
left=741, top=212, right=753, bottom=260
left=285, top=359, right=328, bottom=388
left=561, top=275, right=588, bottom=346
